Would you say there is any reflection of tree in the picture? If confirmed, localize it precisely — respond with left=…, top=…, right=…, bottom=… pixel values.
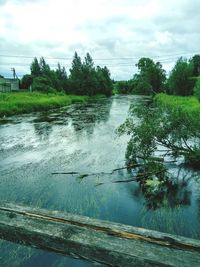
left=70, top=99, right=112, bottom=134
left=131, top=165, right=192, bottom=210
left=34, top=122, right=53, bottom=141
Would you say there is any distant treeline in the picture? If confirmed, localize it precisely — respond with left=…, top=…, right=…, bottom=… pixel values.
left=4, top=53, right=200, bottom=98
left=115, top=55, right=200, bottom=97
left=20, top=52, right=113, bottom=96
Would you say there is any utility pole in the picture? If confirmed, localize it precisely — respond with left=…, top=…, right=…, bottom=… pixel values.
left=11, top=68, right=16, bottom=79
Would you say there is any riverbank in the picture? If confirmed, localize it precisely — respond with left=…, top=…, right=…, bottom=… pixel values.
left=155, top=93, right=200, bottom=117
left=154, top=93, right=200, bottom=168
left=0, top=92, right=105, bottom=117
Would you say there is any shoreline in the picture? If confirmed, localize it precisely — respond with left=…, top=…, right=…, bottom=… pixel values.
left=0, top=92, right=106, bottom=118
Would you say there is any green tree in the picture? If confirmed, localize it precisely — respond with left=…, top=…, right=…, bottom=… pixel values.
left=168, top=58, right=194, bottom=96
left=190, top=54, right=200, bottom=76
left=39, top=57, right=51, bottom=76
left=30, top=57, right=41, bottom=76
left=96, top=66, right=113, bottom=96
left=69, top=52, right=84, bottom=94
left=20, top=74, right=33, bottom=89
left=56, top=63, right=68, bottom=92
left=118, top=100, right=200, bottom=168
left=81, top=53, right=97, bottom=96
left=135, top=57, right=166, bottom=94
left=32, top=76, right=54, bottom=93
left=194, top=77, right=200, bottom=101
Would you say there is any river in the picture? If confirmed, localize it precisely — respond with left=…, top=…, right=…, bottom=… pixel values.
left=0, top=95, right=200, bottom=266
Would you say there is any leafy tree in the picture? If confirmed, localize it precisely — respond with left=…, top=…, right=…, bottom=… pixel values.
left=28, top=52, right=112, bottom=96
left=115, top=80, right=132, bottom=94
left=190, top=54, right=200, bottom=76
left=84, top=52, right=94, bottom=69
left=39, top=57, right=51, bottom=76
left=30, top=57, right=41, bottom=76
left=96, top=66, right=113, bottom=96
left=133, top=74, right=152, bottom=95
left=135, top=57, right=166, bottom=94
left=20, top=74, right=33, bottom=89
left=168, top=58, right=194, bottom=96
left=194, top=77, right=200, bottom=101
left=32, top=76, right=55, bottom=93
left=56, top=63, right=68, bottom=92
left=69, top=52, right=113, bottom=96
left=69, top=52, right=84, bottom=94
left=81, top=53, right=97, bottom=96
left=118, top=99, right=200, bottom=168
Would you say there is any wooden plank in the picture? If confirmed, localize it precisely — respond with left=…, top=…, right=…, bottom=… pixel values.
left=0, top=203, right=200, bottom=266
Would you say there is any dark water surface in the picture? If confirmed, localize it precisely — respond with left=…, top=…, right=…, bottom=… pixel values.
left=0, top=95, right=200, bottom=266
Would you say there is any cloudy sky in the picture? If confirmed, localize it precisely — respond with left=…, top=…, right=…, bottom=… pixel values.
left=0, top=0, right=200, bottom=79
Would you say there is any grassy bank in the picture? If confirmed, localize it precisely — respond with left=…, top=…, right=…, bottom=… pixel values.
left=155, top=93, right=200, bottom=118
left=0, top=92, right=105, bottom=117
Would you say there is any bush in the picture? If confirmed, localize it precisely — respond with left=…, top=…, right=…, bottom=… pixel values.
left=32, top=76, right=54, bottom=93
left=194, top=77, right=200, bottom=101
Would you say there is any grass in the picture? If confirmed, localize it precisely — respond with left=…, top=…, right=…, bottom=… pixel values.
left=155, top=93, right=200, bottom=118
left=0, top=92, right=105, bottom=117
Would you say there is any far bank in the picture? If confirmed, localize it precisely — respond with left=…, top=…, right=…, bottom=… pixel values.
left=0, top=92, right=106, bottom=117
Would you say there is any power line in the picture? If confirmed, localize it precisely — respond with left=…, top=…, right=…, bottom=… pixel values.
left=0, top=50, right=199, bottom=61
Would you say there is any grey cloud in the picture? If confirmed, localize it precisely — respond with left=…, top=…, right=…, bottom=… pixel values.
left=1, top=0, right=200, bottom=80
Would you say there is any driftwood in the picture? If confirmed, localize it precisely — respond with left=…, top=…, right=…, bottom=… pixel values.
left=0, top=203, right=200, bottom=266
left=51, top=161, right=176, bottom=179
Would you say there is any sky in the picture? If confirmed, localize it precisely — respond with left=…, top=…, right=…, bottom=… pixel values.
left=0, top=0, right=200, bottom=79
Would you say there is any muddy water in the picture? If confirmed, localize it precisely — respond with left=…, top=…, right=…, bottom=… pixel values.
left=0, top=95, right=200, bottom=266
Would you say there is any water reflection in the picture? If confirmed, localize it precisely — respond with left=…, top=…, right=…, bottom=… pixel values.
left=34, top=122, right=53, bottom=140
left=32, top=99, right=112, bottom=139
left=129, top=164, right=193, bottom=210
left=69, top=100, right=112, bottom=134
left=1, top=95, right=200, bottom=266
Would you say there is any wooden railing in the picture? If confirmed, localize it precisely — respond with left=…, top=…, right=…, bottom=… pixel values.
left=0, top=203, right=200, bottom=266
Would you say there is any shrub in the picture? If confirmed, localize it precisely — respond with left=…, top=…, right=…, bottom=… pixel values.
left=194, top=77, right=200, bottom=101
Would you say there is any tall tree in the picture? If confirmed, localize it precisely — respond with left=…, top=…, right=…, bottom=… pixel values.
left=81, top=53, right=97, bottom=96
left=136, top=57, right=166, bottom=94
left=190, top=55, right=200, bottom=76
left=56, top=63, right=68, bottom=92
left=69, top=52, right=84, bottom=94
left=96, top=66, right=113, bottom=96
left=168, top=57, right=194, bottom=96
left=30, top=57, right=41, bottom=76
left=39, top=57, right=51, bottom=75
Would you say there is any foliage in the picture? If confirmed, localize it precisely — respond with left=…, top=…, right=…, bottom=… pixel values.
left=190, top=54, right=200, bottom=76
left=115, top=80, right=133, bottom=94
left=134, top=57, right=166, bottom=95
left=118, top=94, right=200, bottom=168
left=0, top=92, right=90, bottom=117
left=193, top=77, right=200, bottom=101
left=69, top=52, right=113, bottom=96
left=20, top=74, right=33, bottom=89
left=30, top=57, right=42, bottom=76
left=22, top=52, right=113, bottom=96
left=155, top=93, right=200, bottom=118
left=168, top=57, right=195, bottom=96
left=32, top=76, right=55, bottom=93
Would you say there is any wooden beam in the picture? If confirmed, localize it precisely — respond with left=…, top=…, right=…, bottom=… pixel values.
left=0, top=203, right=200, bottom=266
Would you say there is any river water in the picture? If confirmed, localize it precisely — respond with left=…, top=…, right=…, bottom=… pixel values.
left=0, top=95, right=200, bottom=266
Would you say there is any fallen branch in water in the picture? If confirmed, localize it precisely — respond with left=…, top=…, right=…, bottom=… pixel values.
left=95, top=170, right=166, bottom=187
left=51, top=160, right=176, bottom=177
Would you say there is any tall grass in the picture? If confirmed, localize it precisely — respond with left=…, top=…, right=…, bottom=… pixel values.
left=155, top=93, right=200, bottom=112
left=0, top=92, right=91, bottom=117
left=155, top=93, right=200, bottom=120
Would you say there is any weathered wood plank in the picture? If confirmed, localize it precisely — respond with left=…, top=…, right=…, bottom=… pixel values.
left=0, top=203, right=200, bottom=266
